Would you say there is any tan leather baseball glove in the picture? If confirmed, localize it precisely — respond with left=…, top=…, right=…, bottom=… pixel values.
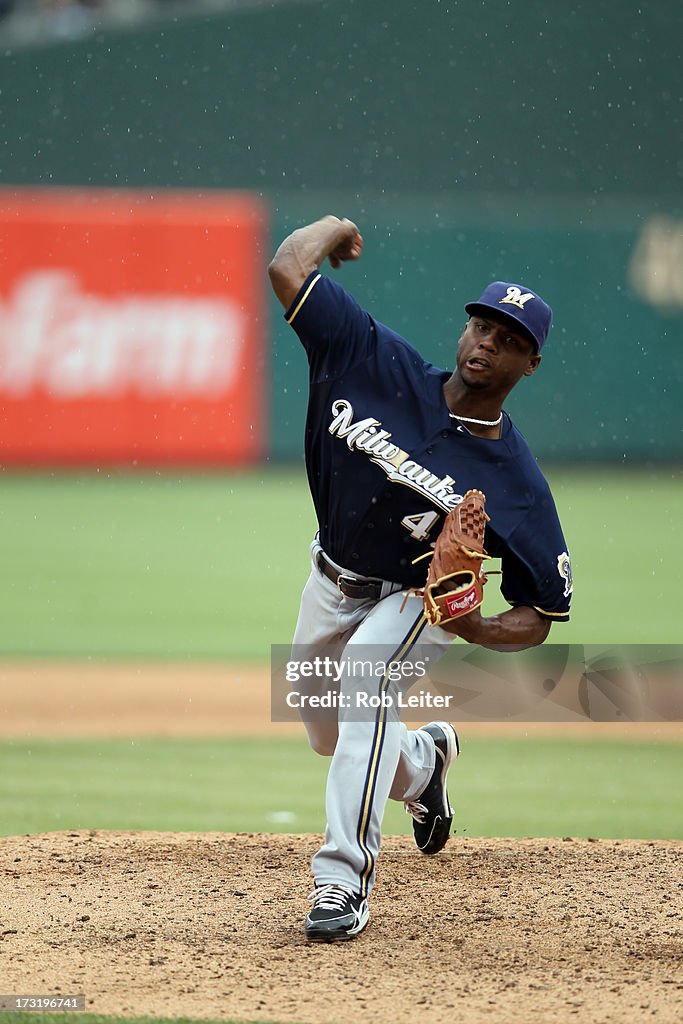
left=421, top=489, right=491, bottom=626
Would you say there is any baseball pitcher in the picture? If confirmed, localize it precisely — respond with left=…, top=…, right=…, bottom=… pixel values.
left=268, top=216, right=572, bottom=942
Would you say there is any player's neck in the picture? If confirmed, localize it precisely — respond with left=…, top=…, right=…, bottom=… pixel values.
left=442, top=379, right=504, bottom=438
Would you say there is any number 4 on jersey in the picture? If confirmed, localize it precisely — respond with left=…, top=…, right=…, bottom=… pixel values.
left=401, top=510, right=440, bottom=542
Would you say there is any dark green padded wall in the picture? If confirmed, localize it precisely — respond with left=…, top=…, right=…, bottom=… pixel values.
left=2, top=0, right=680, bottom=198
left=1, top=0, right=681, bottom=460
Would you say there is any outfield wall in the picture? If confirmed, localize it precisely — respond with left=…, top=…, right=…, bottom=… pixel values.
left=2, top=0, right=680, bottom=200
left=1, top=0, right=681, bottom=463
left=1, top=187, right=680, bottom=464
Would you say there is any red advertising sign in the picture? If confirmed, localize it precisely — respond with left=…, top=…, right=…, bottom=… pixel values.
left=0, top=189, right=267, bottom=464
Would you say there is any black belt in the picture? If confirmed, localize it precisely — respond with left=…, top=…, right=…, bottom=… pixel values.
left=316, top=550, right=384, bottom=600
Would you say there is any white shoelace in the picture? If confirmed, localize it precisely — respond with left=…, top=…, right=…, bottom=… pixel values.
left=308, top=884, right=355, bottom=911
left=404, top=799, right=428, bottom=823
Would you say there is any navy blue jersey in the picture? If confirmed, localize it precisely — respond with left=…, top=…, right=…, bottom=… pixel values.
left=285, top=271, right=572, bottom=621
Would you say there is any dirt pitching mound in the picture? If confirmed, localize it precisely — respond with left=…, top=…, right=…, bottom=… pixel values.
left=1, top=831, right=681, bottom=1024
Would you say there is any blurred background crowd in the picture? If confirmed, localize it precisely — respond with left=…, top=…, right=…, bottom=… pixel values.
left=0, top=0, right=269, bottom=43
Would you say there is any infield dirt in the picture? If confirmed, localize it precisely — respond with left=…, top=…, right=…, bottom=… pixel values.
left=1, top=830, right=682, bottom=1023
left=1, top=663, right=682, bottom=1023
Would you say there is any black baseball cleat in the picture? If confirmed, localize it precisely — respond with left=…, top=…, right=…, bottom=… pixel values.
left=305, top=884, right=370, bottom=942
left=405, top=721, right=460, bottom=855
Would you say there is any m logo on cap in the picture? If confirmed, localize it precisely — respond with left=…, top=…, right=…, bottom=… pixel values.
left=500, top=286, right=535, bottom=310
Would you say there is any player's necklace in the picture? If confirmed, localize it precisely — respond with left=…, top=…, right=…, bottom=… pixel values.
left=449, top=411, right=503, bottom=427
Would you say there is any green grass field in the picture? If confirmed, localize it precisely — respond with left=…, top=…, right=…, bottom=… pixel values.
left=1, top=735, right=681, bottom=840
left=0, top=467, right=681, bottom=657
left=1, top=467, right=681, bottom=845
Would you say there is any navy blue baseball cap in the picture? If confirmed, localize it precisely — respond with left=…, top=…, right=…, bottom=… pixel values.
left=465, top=281, right=553, bottom=353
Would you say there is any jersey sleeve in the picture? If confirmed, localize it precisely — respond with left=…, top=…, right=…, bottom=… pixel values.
left=497, top=490, right=573, bottom=621
left=283, top=271, right=376, bottom=382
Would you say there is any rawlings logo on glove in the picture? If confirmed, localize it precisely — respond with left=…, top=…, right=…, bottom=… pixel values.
left=418, top=489, right=491, bottom=626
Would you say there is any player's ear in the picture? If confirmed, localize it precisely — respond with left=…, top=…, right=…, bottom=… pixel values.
left=523, top=354, right=542, bottom=377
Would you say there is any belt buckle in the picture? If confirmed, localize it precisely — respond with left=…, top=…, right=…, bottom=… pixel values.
left=337, top=573, right=358, bottom=595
